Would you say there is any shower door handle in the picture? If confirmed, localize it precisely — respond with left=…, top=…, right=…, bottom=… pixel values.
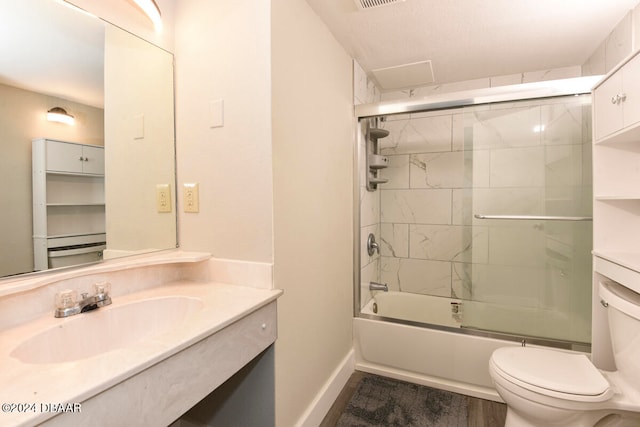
left=474, top=214, right=592, bottom=221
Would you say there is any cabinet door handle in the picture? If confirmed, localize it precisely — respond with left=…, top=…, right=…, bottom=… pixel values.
left=611, top=93, right=627, bottom=104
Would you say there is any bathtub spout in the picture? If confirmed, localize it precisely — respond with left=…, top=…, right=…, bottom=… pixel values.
left=369, top=281, right=388, bottom=292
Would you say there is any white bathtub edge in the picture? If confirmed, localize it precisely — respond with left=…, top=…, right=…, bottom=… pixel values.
left=354, top=317, right=513, bottom=403
left=295, top=349, right=355, bottom=427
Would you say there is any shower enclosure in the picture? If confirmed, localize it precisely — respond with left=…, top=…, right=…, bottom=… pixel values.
left=356, top=78, right=596, bottom=348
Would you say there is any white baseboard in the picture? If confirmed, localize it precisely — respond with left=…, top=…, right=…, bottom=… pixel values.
left=295, top=349, right=355, bottom=427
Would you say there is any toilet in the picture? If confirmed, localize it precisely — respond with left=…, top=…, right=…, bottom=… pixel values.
left=489, top=280, right=640, bottom=426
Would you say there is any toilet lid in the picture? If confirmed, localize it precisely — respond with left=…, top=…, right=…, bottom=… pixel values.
left=492, top=347, right=610, bottom=397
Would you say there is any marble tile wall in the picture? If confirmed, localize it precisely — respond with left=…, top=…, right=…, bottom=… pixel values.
left=354, top=57, right=592, bottom=328
left=368, top=96, right=593, bottom=319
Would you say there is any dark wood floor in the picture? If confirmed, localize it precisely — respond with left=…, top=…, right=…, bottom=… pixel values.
left=319, top=371, right=507, bottom=427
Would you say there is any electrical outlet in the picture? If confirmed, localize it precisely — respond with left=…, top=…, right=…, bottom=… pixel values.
left=156, top=184, right=172, bottom=213
left=183, top=183, right=199, bottom=213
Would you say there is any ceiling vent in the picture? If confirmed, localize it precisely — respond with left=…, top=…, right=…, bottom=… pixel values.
left=353, top=0, right=405, bottom=11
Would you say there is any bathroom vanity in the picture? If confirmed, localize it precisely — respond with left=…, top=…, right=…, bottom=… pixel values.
left=0, top=251, right=281, bottom=426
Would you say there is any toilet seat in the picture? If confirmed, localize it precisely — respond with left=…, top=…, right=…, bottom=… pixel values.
left=491, top=347, right=613, bottom=403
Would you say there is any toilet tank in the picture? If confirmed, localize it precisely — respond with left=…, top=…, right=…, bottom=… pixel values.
left=599, top=280, right=640, bottom=384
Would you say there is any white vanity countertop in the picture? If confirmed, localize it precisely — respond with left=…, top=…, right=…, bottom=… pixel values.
left=0, top=280, right=282, bottom=427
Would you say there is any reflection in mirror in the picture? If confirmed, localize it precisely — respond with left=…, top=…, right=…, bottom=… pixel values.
left=0, top=0, right=176, bottom=279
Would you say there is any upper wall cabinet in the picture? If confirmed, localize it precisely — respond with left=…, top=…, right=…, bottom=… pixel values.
left=593, top=49, right=640, bottom=280
left=45, top=140, right=105, bottom=175
left=594, top=53, right=640, bottom=142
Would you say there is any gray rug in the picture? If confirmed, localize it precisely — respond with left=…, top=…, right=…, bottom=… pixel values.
left=336, top=375, right=468, bottom=427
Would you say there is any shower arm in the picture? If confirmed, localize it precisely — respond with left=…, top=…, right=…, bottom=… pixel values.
left=474, top=214, right=592, bottom=221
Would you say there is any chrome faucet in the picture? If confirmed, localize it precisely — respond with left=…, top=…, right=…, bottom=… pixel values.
left=369, top=281, right=388, bottom=292
left=54, top=282, right=112, bottom=318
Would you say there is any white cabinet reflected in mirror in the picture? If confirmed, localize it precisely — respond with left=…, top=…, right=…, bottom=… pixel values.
left=0, top=0, right=177, bottom=279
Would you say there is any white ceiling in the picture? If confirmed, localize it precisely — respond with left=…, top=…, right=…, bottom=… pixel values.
left=305, top=0, right=640, bottom=88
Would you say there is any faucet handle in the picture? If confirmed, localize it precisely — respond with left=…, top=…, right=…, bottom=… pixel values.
left=93, top=282, right=111, bottom=295
left=55, top=289, right=78, bottom=309
left=93, top=282, right=112, bottom=307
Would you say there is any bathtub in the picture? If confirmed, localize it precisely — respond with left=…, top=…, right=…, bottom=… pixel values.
left=355, top=291, right=516, bottom=401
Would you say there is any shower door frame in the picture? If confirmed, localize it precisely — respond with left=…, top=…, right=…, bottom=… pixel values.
left=353, top=75, right=601, bottom=351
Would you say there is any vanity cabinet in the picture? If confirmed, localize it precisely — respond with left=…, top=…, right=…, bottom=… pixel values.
left=32, top=138, right=106, bottom=271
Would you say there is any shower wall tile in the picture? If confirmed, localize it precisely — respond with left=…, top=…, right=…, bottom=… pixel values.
left=379, top=155, right=409, bottom=189
left=605, top=12, right=632, bottom=72
left=379, top=78, right=490, bottom=101
left=488, top=224, right=546, bottom=267
left=520, top=66, right=581, bottom=84
left=489, top=67, right=581, bottom=88
left=582, top=42, right=606, bottom=76
left=490, top=146, right=544, bottom=188
left=545, top=145, right=583, bottom=188
left=360, top=258, right=380, bottom=308
left=470, top=263, right=544, bottom=308
left=452, top=113, right=465, bottom=151
left=466, top=107, right=541, bottom=150
left=490, top=74, right=523, bottom=87
left=360, top=187, right=380, bottom=227
left=409, top=224, right=488, bottom=263
left=380, top=115, right=452, bottom=155
left=451, top=262, right=472, bottom=300
left=380, top=256, right=451, bottom=297
left=472, top=149, right=490, bottom=188
left=380, top=223, right=409, bottom=258
left=582, top=142, right=592, bottom=186
left=541, top=101, right=586, bottom=146
left=451, top=189, right=471, bottom=225
left=582, top=11, right=632, bottom=76
left=470, top=188, right=544, bottom=217
left=409, top=151, right=464, bottom=189
left=353, top=59, right=380, bottom=105
left=353, top=60, right=368, bottom=105
left=380, top=189, right=451, bottom=224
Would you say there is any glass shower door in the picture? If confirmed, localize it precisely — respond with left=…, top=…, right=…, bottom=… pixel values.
left=460, top=94, right=593, bottom=344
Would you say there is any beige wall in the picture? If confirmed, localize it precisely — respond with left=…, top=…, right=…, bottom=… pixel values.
left=174, top=0, right=273, bottom=263
left=174, top=0, right=354, bottom=424
left=271, top=0, right=354, bottom=425
left=0, top=83, right=103, bottom=277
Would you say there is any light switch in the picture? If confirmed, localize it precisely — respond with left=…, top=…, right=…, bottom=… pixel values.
left=183, top=183, right=199, bottom=213
left=209, top=99, right=224, bottom=128
left=156, top=184, right=172, bottom=213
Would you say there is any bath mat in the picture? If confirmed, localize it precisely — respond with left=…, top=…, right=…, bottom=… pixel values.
left=336, top=375, right=468, bottom=427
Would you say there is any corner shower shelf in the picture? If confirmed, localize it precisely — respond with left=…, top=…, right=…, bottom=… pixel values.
left=365, top=118, right=390, bottom=191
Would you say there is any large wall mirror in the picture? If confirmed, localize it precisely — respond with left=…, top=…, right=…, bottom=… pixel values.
left=0, top=0, right=177, bottom=279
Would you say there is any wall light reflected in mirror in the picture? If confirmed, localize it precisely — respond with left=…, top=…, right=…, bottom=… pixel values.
left=47, top=107, right=75, bottom=125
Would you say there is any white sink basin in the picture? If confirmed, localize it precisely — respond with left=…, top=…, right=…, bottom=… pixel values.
left=11, top=296, right=203, bottom=364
